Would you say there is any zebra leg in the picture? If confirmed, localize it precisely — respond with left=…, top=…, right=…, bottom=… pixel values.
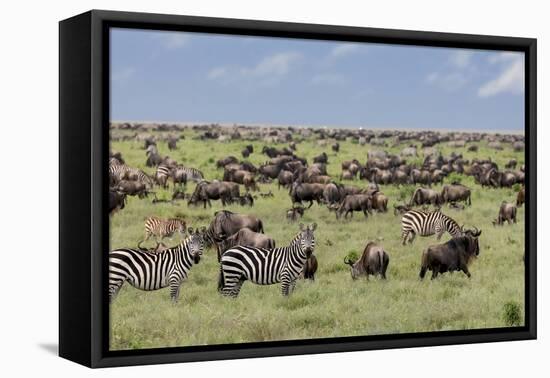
left=401, top=231, right=409, bottom=245
left=408, top=232, right=416, bottom=244
left=289, top=279, right=297, bottom=294
left=169, top=277, right=182, bottom=302
left=109, top=280, right=124, bottom=303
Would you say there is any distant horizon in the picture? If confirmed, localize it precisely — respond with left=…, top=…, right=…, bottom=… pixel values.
left=110, top=119, right=525, bottom=135
left=111, top=28, right=525, bottom=132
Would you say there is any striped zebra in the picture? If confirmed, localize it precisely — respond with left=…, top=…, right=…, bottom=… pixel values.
left=401, top=209, right=462, bottom=245
left=109, top=228, right=205, bottom=302
left=155, top=164, right=172, bottom=188
left=109, top=162, right=130, bottom=184
left=218, top=223, right=317, bottom=297
left=138, top=216, right=187, bottom=248
left=178, top=166, right=204, bottom=183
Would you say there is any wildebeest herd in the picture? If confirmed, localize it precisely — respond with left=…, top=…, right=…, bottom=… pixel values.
left=108, top=122, right=525, bottom=307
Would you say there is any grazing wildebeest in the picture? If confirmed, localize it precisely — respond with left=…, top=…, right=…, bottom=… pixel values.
left=115, top=180, right=149, bottom=198
left=332, top=143, right=340, bottom=153
left=336, top=194, right=372, bottom=219
left=188, top=180, right=238, bottom=208
left=313, top=152, right=328, bottom=164
left=344, top=242, right=389, bottom=280
left=109, top=190, right=127, bottom=215
left=419, top=228, right=482, bottom=279
left=410, top=188, right=442, bottom=207
left=206, top=210, right=264, bottom=246
left=340, top=169, right=355, bottom=180
left=236, top=193, right=254, bottom=207
left=241, top=148, right=250, bottom=158
left=215, top=227, right=275, bottom=261
left=441, top=183, right=471, bottom=206
left=286, top=206, right=305, bottom=222
left=290, top=182, right=325, bottom=208
left=216, top=156, right=239, bottom=168
left=302, top=255, right=318, bottom=280
left=370, top=191, right=388, bottom=212
left=492, top=201, right=517, bottom=226
left=394, top=203, right=412, bottom=216
left=516, top=186, right=525, bottom=207
left=505, top=159, right=517, bottom=169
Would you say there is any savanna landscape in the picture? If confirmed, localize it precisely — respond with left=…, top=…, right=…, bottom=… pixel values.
left=109, top=122, right=525, bottom=350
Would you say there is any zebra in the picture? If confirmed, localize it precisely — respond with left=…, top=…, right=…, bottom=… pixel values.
left=109, top=228, right=205, bottom=303
left=138, top=216, right=187, bottom=248
left=155, top=164, right=172, bottom=188
left=109, top=162, right=130, bottom=184
left=178, top=166, right=204, bottom=183
left=218, top=223, right=317, bottom=297
left=401, top=209, right=462, bottom=245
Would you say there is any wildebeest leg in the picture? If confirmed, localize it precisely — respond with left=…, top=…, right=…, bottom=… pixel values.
left=461, top=265, right=471, bottom=278
left=307, top=200, right=314, bottom=209
left=419, top=266, right=427, bottom=280
left=431, top=266, right=439, bottom=280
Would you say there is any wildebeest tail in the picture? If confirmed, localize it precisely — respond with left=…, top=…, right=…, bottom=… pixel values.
left=410, top=188, right=421, bottom=206
left=419, top=250, right=429, bottom=279
left=217, top=265, right=225, bottom=292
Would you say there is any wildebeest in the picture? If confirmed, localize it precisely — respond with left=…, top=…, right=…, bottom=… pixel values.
left=370, top=191, right=388, bottom=212
left=332, top=143, right=340, bottom=153
left=344, top=242, right=389, bottom=280
left=441, top=183, right=471, bottom=206
left=215, top=227, right=275, bottom=261
left=394, top=203, right=412, bottom=216
left=114, top=180, right=149, bottom=198
left=313, top=152, right=328, bottom=164
left=286, top=206, right=305, bottom=222
left=302, top=255, right=318, bottom=280
left=290, top=182, right=325, bottom=208
left=336, top=194, right=372, bottom=219
left=109, top=190, right=127, bottom=215
left=206, top=210, right=264, bottom=246
left=516, top=186, right=525, bottom=207
left=493, top=201, right=517, bottom=226
left=216, top=156, right=239, bottom=168
left=323, top=182, right=342, bottom=205
left=505, top=159, right=517, bottom=169
left=188, top=180, right=238, bottom=208
left=410, top=188, right=442, bottom=207
left=419, top=228, right=482, bottom=279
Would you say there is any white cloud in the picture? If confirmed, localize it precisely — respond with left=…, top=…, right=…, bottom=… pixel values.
left=330, top=43, right=361, bottom=58
left=449, top=50, right=474, bottom=68
left=311, top=73, right=346, bottom=86
left=478, top=54, right=524, bottom=98
left=207, top=67, right=228, bottom=80
left=426, top=71, right=468, bottom=92
left=152, top=32, right=190, bottom=50
left=112, top=67, right=136, bottom=82
left=241, top=52, right=302, bottom=77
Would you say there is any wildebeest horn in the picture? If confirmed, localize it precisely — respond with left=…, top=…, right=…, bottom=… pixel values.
left=344, top=257, right=354, bottom=266
left=472, top=226, right=481, bottom=236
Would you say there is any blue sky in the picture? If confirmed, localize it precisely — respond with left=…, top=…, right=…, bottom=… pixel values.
left=111, top=28, right=525, bottom=131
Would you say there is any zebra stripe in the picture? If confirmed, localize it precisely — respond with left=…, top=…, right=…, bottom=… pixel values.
left=401, top=210, right=462, bottom=245
left=109, top=231, right=204, bottom=302
left=218, top=224, right=316, bottom=297
left=179, top=166, right=204, bottom=183
left=141, top=216, right=186, bottom=247
left=155, top=164, right=172, bottom=187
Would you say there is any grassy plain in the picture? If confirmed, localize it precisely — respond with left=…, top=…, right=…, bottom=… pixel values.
left=109, top=129, right=525, bottom=350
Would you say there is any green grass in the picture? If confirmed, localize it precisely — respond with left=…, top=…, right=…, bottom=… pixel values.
left=109, top=130, right=525, bottom=350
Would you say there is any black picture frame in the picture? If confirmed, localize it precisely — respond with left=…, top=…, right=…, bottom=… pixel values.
left=59, top=9, right=537, bottom=368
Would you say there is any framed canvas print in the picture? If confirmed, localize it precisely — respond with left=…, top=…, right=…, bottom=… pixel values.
left=59, top=10, right=537, bottom=368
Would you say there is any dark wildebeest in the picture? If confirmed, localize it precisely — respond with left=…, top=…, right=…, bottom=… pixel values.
left=236, top=193, right=254, bottom=207
left=441, top=183, right=471, bottom=206
left=216, top=156, right=239, bottom=168
left=344, top=242, right=389, bottom=280
left=516, top=186, right=525, bottom=207
left=215, top=227, right=275, bottom=261
left=115, top=180, right=149, bottom=198
left=340, top=169, right=355, bottom=180
left=167, top=137, right=177, bottom=150
left=332, top=143, right=340, bottom=153
left=290, top=182, right=325, bottom=208
left=323, top=182, right=342, bottom=205
left=302, top=255, right=318, bottom=280
left=410, top=188, right=442, bottom=207
left=393, top=203, right=412, bottom=216
left=241, top=148, right=250, bottom=158
left=109, top=190, right=127, bottom=215
left=313, top=152, right=328, bottom=164
left=188, top=180, right=238, bottom=208
left=277, top=170, right=294, bottom=189
left=286, top=206, right=305, bottom=222
left=505, top=159, right=517, bottom=169
left=492, top=202, right=517, bottom=226
left=206, top=210, right=264, bottom=248
left=336, top=194, right=372, bottom=219
left=419, top=228, right=482, bottom=279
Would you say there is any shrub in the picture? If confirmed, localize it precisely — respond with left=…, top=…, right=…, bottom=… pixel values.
left=502, top=301, right=522, bottom=326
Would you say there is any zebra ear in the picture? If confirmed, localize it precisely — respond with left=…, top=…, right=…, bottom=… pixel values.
left=188, top=227, right=194, bottom=234
left=200, top=226, right=207, bottom=234
left=299, top=223, right=305, bottom=231
left=310, top=223, right=317, bottom=231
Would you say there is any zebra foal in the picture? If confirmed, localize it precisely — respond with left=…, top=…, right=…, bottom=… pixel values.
left=138, top=216, right=187, bottom=248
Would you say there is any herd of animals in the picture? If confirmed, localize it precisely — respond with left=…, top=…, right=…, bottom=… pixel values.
left=108, top=123, right=526, bottom=304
